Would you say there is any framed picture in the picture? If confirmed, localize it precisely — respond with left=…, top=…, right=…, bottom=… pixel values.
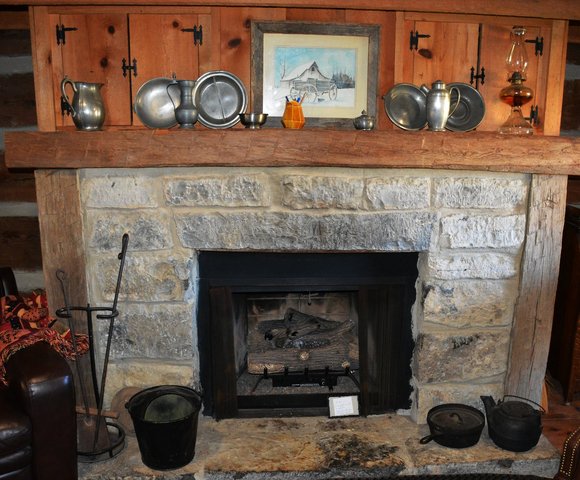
left=251, top=21, right=380, bottom=128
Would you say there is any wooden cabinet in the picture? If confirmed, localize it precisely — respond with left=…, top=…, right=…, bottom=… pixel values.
left=398, top=13, right=552, bottom=133
left=49, top=10, right=212, bottom=127
left=404, top=20, right=480, bottom=86
left=28, top=6, right=567, bottom=135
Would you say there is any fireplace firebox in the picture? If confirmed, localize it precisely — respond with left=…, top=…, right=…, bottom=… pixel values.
left=197, top=251, right=418, bottom=419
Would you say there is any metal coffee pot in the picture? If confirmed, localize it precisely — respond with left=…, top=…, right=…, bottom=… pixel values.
left=421, top=80, right=461, bottom=131
left=61, top=77, right=105, bottom=131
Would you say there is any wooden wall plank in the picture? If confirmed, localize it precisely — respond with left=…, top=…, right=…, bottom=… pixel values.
left=1, top=0, right=580, bottom=22
left=285, top=7, right=345, bottom=22
left=0, top=73, right=36, bottom=127
left=29, top=6, right=56, bottom=132
left=34, top=169, right=96, bottom=412
left=34, top=169, right=87, bottom=312
left=0, top=29, right=31, bottom=54
left=0, top=153, right=36, bottom=202
left=199, top=9, right=221, bottom=75
left=345, top=10, right=396, bottom=131
left=505, top=174, right=568, bottom=404
left=0, top=216, right=41, bottom=269
left=0, top=9, right=28, bottom=30
left=5, top=129, right=580, bottom=175
left=543, top=21, right=569, bottom=136
left=218, top=6, right=285, bottom=112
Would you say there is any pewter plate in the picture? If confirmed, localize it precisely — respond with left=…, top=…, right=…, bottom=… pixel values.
left=134, top=77, right=179, bottom=129
left=193, top=71, right=248, bottom=129
left=383, top=83, right=427, bottom=131
left=446, top=82, right=486, bottom=132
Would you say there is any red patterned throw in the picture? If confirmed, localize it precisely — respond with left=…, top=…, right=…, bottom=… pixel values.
left=0, top=292, right=88, bottom=385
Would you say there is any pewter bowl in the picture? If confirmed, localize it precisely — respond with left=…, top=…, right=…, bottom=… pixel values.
left=134, top=77, right=179, bottom=129
left=239, top=113, right=268, bottom=129
left=383, top=83, right=427, bottom=131
left=193, top=71, right=247, bottom=129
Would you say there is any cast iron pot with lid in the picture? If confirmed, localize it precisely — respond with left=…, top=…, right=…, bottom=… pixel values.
left=481, top=395, right=544, bottom=452
left=420, top=403, right=485, bottom=448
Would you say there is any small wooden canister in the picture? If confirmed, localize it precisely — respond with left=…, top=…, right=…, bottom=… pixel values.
left=282, top=100, right=305, bottom=129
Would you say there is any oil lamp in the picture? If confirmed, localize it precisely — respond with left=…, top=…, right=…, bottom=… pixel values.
left=498, top=26, right=534, bottom=135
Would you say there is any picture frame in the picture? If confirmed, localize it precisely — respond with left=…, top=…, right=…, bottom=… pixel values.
left=251, top=21, right=380, bottom=129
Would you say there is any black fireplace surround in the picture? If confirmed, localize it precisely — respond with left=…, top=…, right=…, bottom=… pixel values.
left=197, top=251, right=418, bottom=419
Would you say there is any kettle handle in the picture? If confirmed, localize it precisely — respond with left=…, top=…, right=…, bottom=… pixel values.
left=503, top=394, right=546, bottom=413
left=448, top=86, right=461, bottom=117
left=60, top=77, right=77, bottom=117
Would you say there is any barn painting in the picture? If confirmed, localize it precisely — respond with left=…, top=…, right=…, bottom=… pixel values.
left=273, top=46, right=356, bottom=106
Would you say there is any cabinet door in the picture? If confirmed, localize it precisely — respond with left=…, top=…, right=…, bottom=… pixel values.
left=478, top=24, right=544, bottom=132
left=129, top=14, right=201, bottom=127
left=408, top=21, right=479, bottom=87
left=52, top=14, right=131, bottom=127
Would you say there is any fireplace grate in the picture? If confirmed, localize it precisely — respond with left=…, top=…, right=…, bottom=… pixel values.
left=252, top=366, right=360, bottom=390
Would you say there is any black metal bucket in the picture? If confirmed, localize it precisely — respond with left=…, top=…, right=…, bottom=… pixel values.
left=126, top=385, right=202, bottom=470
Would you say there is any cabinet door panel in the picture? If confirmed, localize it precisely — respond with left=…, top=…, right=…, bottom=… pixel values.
left=478, top=24, right=541, bottom=132
left=57, top=14, right=131, bottom=127
left=411, top=21, right=479, bottom=86
left=129, top=14, right=200, bottom=126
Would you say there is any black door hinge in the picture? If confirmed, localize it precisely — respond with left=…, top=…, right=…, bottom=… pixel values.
left=470, top=66, right=486, bottom=86
left=56, top=24, right=78, bottom=45
left=525, top=105, right=540, bottom=126
left=122, top=58, right=137, bottom=77
left=525, top=37, right=544, bottom=56
left=410, top=30, right=430, bottom=50
left=182, top=25, right=203, bottom=46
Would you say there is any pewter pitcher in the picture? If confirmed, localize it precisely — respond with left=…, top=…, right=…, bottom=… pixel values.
left=423, top=80, right=461, bottom=131
left=61, top=77, right=105, bottom=131
left=167, top=79, right=198, bottom=129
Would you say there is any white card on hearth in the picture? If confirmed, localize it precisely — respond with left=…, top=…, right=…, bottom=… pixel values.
left=329, top=395, right=359, bottom=417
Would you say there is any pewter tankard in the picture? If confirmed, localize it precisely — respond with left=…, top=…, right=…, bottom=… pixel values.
left=423, top=80, right=461, bottom=131
left=61, top=77, right=105, bottom=131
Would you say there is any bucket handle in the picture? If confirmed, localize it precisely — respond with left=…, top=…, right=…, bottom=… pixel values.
left=126, top=386, right=201, bottom=414
left=503, top=394, right=545, bottom=413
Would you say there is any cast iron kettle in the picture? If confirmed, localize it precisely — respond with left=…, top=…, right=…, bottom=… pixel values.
left=481, top=395, right=544, bottom=452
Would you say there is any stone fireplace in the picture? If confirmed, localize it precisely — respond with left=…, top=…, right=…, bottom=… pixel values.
left=81, top=166, right=527, bottom=423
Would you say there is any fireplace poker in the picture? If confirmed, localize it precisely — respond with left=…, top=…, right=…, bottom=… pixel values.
left=92, top=233, right=129, bottom=451
left=56, top=269, right=92, bottom=422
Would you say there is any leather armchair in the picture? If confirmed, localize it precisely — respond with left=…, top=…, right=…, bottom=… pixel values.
left=0, top=267, right=77, bottom=480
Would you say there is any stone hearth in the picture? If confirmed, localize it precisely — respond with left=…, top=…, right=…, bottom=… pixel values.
left=77, top=414, right=560, bottom=479
left=81, top=166, right=528, bottom=422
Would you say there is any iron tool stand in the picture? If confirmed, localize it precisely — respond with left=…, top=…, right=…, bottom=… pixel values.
left=56, top=233, right=129, bottom=462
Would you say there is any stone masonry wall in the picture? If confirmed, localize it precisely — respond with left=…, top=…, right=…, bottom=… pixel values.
left=80, top=167, right=529, bottom=422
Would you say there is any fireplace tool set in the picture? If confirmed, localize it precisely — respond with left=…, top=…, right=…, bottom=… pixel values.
left=55, top=233, right=129, bottom=462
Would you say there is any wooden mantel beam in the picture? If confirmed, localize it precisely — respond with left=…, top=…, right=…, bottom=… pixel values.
left=1, top=1, right=579, bottom=21
left=5, top=129, right=580, bottom=175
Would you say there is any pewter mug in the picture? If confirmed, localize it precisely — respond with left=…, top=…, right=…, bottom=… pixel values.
left=61, top=77, right=105, bottom=131
left=423, top=80, right=461, bottom=131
